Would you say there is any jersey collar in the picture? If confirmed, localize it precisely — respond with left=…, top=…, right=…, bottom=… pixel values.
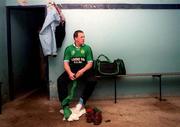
left=73, top=43, right=85, bottom=48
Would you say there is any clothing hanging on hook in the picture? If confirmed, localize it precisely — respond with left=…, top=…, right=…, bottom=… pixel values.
left=39, top=2, right=66, bottom=56
left=52, top=3, right=66, bottom=48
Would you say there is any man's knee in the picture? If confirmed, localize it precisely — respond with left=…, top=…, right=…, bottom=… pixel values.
left=87, top=76, right=97, bottom=85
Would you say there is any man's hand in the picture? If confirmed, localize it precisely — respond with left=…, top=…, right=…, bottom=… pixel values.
left=75, top=69, right=84, bottom=79
left=75, top=62, right=93, bottom=79
left=69, top=72, right=76, bottom=80
left=64, top=62, right=76, bottom=80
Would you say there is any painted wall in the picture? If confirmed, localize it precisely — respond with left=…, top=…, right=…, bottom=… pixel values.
left=0, top=0, right=9, bottom=103
left=49, top=9, right=180, bottom=99
left=5, top=0, right=180, bottom=101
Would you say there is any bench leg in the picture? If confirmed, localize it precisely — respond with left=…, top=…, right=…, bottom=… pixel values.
left=159, top=75, right=162, bottom=101
left=157, top=75, right=166, bottom=101
left=152, top=75, right=165, bottom=101
left=114, top=77, right=117, bottom=103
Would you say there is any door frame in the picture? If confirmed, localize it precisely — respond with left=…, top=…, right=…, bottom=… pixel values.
left=6, top=5, right=48, bottom=100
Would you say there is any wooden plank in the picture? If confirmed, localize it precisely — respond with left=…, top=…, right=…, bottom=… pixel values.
left=96, top=72, right=180, bottom=77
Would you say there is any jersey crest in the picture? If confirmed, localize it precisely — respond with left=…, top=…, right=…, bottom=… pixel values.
left=71, top=50, right=75, bottom=56
left=80, top=49, right=85, bottom=54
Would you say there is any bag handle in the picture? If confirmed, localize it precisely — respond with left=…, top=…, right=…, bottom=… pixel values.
left=97, top=54, right=111, bottom=62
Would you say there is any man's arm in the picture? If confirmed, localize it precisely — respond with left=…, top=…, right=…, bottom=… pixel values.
left=64, top=62, right=76, bottom=80
left=75, top=62, right=93, bottom=79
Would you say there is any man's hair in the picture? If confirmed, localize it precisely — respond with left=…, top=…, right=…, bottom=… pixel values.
left=73, top=30, right=84, bottom=39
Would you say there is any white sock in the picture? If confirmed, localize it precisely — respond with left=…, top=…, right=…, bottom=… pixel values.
left=75, top=103, right=83, bottom=111
left=76, top=98, right=84, bottom=111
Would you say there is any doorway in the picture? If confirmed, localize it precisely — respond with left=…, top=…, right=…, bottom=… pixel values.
left=6, top=6, right=48, bottom=100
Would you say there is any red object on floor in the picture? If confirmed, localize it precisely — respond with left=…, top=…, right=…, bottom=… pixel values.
left=85, top=106, right=102, bottom=125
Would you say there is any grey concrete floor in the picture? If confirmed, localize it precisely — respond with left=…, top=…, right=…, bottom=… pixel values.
left=0, top=89, right=180, bottom=127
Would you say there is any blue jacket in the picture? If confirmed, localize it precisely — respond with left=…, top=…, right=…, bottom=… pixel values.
left=39, top=7, right=61, bottom=56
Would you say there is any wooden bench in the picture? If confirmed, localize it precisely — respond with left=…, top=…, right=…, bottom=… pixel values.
left=96, top=72, right=180, bottom=103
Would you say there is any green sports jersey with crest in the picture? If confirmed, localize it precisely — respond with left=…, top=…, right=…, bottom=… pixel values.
left=64, top=44, right=93, bottom=68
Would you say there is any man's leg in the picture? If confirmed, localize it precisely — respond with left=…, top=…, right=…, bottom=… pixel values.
left=57, top=72, right=72, bottom=119
left=81, top=79, right=97, bottom=105
left=57, top=72, right=70, bottom=103
left=79, top=69, right=97, bottom=105
left=72, top=70, right=96, bottom=120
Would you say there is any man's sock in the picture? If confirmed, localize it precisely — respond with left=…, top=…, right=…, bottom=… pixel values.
left=75, top=98, right=84, bottom=111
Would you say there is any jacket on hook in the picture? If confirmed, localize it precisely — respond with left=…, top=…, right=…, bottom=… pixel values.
left=39, top=6, right=60, bottom=56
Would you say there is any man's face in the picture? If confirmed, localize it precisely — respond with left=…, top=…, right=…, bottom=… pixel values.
left=75, top=32, right=85, bottom=46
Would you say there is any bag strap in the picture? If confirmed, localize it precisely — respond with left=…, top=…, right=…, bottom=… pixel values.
left=97, top=54, right=111, bottom=62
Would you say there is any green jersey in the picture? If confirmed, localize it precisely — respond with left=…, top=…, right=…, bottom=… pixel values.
left=64, top=44, right=93, bottom=68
